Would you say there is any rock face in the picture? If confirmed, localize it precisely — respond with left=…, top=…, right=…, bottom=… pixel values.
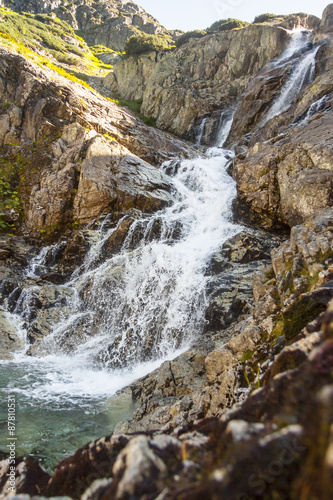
left=105, top=25, right=290, bottom=139
left=1, top=0, right=171, bottom=52
left=231, top=25, right=333, bottom=228
left=0, top=48, right=195, bottom=240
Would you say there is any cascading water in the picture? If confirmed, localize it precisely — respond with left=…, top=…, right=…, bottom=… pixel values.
left=196, top=117, right=207, bottom=145
left=263, top=30, right=320, bottom=125
left=297, top=94, right=329, bottom=126
left=0, top=122, right=242, bottom=468
left=215, top=109, right=235, bottom=148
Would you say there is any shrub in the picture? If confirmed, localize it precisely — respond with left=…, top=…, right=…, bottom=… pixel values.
left=207, top=18, right=249, bottom=32
left=124, top=34, right=172, bottom=57
left=175, top=30, right=207, bottom=48
left=254, top=13, right=277, bottom=23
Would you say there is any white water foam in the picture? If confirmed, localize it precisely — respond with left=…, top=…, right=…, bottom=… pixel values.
left=196, top=117, right=207, bottom=145
left=215, top=110, right=235, bottom=148
left=3, top=145, right=242, bottom=401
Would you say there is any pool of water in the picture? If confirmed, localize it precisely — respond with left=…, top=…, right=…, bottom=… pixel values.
left=0, top=357, right=144, bottom=472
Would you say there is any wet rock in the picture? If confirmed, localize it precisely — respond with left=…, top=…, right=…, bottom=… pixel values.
left=0, top=307, right=25, bottom=360
left=13, top=284, right=75, bottom=344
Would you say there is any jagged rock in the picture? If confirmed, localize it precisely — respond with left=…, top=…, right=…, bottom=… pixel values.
left=233, top=106, right=333, bottom=228
left=106, top=25, right=290, bottom=138
left=320, top=4, right=333, bottom=33
left=45, top=434, right=130, bottom=499
left=0, top=48, right=195, bottom=239
left=104, top=435, right=168, bottom=499
left=0, top=307, right=25, bottom=359
left=0, top=457, right=50, bottom=496
left=205, top=230, right=283, bottom=331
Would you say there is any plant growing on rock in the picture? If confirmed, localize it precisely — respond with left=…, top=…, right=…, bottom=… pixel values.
left=124, top=33, right=173, bottom=57
left=175, top=30, right=207, bottom=48
left=254, top=13, right=277, bottom=23
left=207, top=18, right=249, bottom=32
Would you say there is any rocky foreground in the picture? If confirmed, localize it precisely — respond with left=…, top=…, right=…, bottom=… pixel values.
left=1, top=3, right=333, bottom=500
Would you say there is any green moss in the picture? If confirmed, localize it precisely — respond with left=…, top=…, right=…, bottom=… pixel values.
left=112, top=96, right=157, bottom=127
left=0, top=152, right=26, bottom=233
left=272, top=318, right=285, bottom=338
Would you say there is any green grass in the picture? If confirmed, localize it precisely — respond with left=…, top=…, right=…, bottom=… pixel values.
left=0, top=8, right=113, bottom=74
left=111, top=97, right=157, bottom=127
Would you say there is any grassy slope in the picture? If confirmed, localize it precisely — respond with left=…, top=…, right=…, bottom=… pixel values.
left=0, top=7, right=115, bottom=78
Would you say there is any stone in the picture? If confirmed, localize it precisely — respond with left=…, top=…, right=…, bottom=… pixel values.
left=106, top=436, right=168, bottom=499
left=46, top=434, right=129, bottom=499
left=0, top=47, right=195, bottom=239
left=0, top=307, right=25, bottom=360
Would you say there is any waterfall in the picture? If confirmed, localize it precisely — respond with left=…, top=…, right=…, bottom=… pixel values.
left=263, top=32, right=319, bottom=125
left=297, top=95, right=328, bottom=126
left=2, top=120, right=242, bottom=400
left=215, top=109, right=235, bottom=148
left=1, top=129, right=243, bottom=467
left=196, top=117, right=207, bottom=145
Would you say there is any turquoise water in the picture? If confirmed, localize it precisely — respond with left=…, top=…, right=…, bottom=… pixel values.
left=0, top=358, right=137, bottom=471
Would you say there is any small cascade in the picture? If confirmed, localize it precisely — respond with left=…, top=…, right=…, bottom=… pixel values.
left=271, top=29, right=312, bottom=67
left=215, top=109, right=235, bottom=148
left=195, top=117, right=207, bottom=145
left=263, top=31, right=320, bottom=124
left=297, top=95, right=329, bottom=126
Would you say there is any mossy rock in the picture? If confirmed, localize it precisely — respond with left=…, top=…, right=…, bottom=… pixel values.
left=281, top=289, right=333, bottom=341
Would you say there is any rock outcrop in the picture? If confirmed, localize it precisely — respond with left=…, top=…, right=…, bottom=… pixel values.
left=0, top=48, right=195, bottom=240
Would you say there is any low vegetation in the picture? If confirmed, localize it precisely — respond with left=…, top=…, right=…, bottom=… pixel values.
left=175, top=30, right=207, bottom=48
left=254, top=13, right=277, bottom=23
left=0, top=7, right=113, bottom=74
left=0, top=152, right=25, bottom=234
left=207, top=18, right=249, bottom=32
left=124, top=33, right=174, bottom=57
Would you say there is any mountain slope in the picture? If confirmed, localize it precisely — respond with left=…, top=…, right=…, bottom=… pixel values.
left=0, top=0, right=174, bottom=52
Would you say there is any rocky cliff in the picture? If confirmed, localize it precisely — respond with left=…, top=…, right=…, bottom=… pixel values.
left=0, top=48, right=195, bottom=240
left=1, top=3, right=333, bottom=500
left=104, top=15, right=320, bottom=140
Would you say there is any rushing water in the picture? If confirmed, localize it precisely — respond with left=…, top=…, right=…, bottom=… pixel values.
left=195, top=117, right=207, bottom=145
left=215, top=109, right=235, bottom=148
left=0, top=140, right=241, bottom=469
left=263, top=30, right=319, bottom=124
